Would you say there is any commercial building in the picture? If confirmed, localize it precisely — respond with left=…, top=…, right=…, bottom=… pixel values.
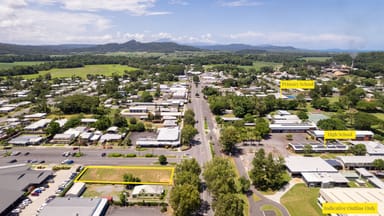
left=270, top=123, right=317, bottom=133
left=38, top=197, right=109, bottom=216
left=336, top=156, right=384, bottom=169
left=24, top=119, right=52, bottom=131
left=50, top=133, right=76, bottom=144
left=8, top=134, right=44, bottom=146
left=289, top=142, right=348, bottom=153
left=302, top=172, right=349, bottom=187
left=66, top=182, right=86, bottom=197
left=309, top=130, right=374, bottom=141
left=285, top=156, right=338, bottom=176
left=132, top=185, right=164, bottom=198
left=136, top=127, right=180, bottom=147
left=0, top=165, right=53, bottom=215
left=349, top=141, right=384, bottom=156
left=318, top=188, right=384, bottom=216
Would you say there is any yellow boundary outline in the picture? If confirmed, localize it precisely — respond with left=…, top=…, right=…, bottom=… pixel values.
left=75, top=165, right=175, bottom=185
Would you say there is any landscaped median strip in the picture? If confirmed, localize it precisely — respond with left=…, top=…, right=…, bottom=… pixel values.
left=74, top=165, right=175, bottom=185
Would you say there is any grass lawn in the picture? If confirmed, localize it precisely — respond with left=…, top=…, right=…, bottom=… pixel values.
left=0, top=61, right=45, bottom=70
left=281, top=183, right=324, bottom=216
left=261, top=204, right=283, bottom=216
left=20, top=64, right=138, bottom=79
left=372, top=113, right=384, bottom=121
left=299, top=57, right=331, bottom=62
left=327, top=96, right=339, bottom=103
left=239, top=194, right=249, bottom=216
left=77, top=166, right=174, bottom=184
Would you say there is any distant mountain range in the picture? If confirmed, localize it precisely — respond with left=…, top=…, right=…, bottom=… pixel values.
left=0, top=40, right=367, bottom=55
left=195, top=43, right=299, bottom=52
left=0, top=40, right=200, bottom=55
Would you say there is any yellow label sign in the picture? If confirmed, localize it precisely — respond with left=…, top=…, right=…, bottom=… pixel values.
left=280, top=80, right=315, bottom=89
left=322, top=203, right=378, bottom=214
left=324, top=130, right=356, bottom=140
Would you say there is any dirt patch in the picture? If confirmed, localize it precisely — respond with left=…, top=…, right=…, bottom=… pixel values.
left=83, top=184, right=125, bottom=200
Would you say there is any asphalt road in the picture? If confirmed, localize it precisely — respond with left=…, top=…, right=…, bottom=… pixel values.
left=0, top=147, right=183, bottom=166
left=188, top=82, right=215, bottom=216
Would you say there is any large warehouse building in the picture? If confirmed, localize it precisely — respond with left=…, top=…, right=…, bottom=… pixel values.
left=319, top=188, right=384, bottom=216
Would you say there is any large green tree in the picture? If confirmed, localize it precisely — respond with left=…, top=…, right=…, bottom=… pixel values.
left=249, top=149, right=287, bottom=191
left=220, top=126, right=239, bottom=154
left=213, top=193, right=244, bottom=216
left=181, top=125, right=198, bottom=146
left=203, top=157, right=237, bottom=197
left=170, top=184, right=201, bottom=216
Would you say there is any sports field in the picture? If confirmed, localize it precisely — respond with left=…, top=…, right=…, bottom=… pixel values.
left=300, top=57, right=331, bottom=62
left=0, top=61, right=45, bottom=70
left=75, top=165, right=174, bottom=185
left=20, top=64, right=138, bottom=79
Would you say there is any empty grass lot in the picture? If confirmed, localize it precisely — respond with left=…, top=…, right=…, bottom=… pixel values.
left=0, top=61, right=45, bottom=70
left=281, top=183, right=324, bottom=216
left=239, top=61, right=282, bottom=71
left=77, top=166, right=174, bottom=185
left=20, top=64, right=138, bottom=79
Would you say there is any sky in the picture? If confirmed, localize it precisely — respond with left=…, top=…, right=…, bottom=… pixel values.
left=0, top=0, right=383, bottom=49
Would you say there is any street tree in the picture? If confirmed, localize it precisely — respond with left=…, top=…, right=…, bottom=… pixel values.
left=238, top=176, right=251, bottom=193
left=181, top=125, right=198, bottom=146
left=158, top=155, right=167, bottom=165
left=170, top=184, right=201, bottom=216
left=213, top=193, right=244, bottom=216
left=203, top=157, right=237, bottom=197
left=220, top=126, right=239, bottom=154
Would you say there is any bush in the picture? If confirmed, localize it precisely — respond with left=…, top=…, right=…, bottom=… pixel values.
left=52, top=165, right=71, bottom=171
left=145, top=153, right=155, bottom=158
left=126, top=153, right=137, bottom=158
left=108, top=153, right=123, bottom=157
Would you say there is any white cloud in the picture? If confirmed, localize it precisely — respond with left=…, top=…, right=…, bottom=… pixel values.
left=169, top=0, right=189, bottom=6
left=30, top=0, right=169, bottom=16
left=0, top=0, right=112, bottom=44
left=227, top=31, right=365, bottom=49
left=221, top=0, right=262, bottom=7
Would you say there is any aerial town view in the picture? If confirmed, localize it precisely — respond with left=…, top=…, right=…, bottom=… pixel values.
left=0, top=1, right=384, bottom=216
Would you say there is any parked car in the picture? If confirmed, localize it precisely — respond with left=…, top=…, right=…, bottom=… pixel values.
left=11, top=151, right=21, bottom=156
left=24, top=152, right=30, bottom=156
left=72, top=147, right=79, bottom=150
left=31, top=191, right=39, bottom=196
left=61, top=159, right=74, bottom=164
left=101, top=152, right=106, bottom=157
left=40, top=160, right=45, bottom=163
left=62, top=152, right=70, bottom=157
left=8, top=159, right=17, bottom=163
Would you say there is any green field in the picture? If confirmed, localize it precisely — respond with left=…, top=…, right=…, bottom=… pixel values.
left=281, top=183, right=324, bottom=216
left=20, top=64, right=138, bottom=79
left=300, top=57, right=331, bottom=62
left=239, top=61, right=282, bottom=71
left=205, top=61, right=282, bottom=72
left=0, top=61, right=45, bottom=70
left=372, top=113, right=384, bottom=121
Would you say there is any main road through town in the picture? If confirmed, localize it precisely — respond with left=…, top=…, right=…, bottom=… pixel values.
left=194, top=79, right=290, bottom=216
left=0, top=147, right=183, bottom=167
